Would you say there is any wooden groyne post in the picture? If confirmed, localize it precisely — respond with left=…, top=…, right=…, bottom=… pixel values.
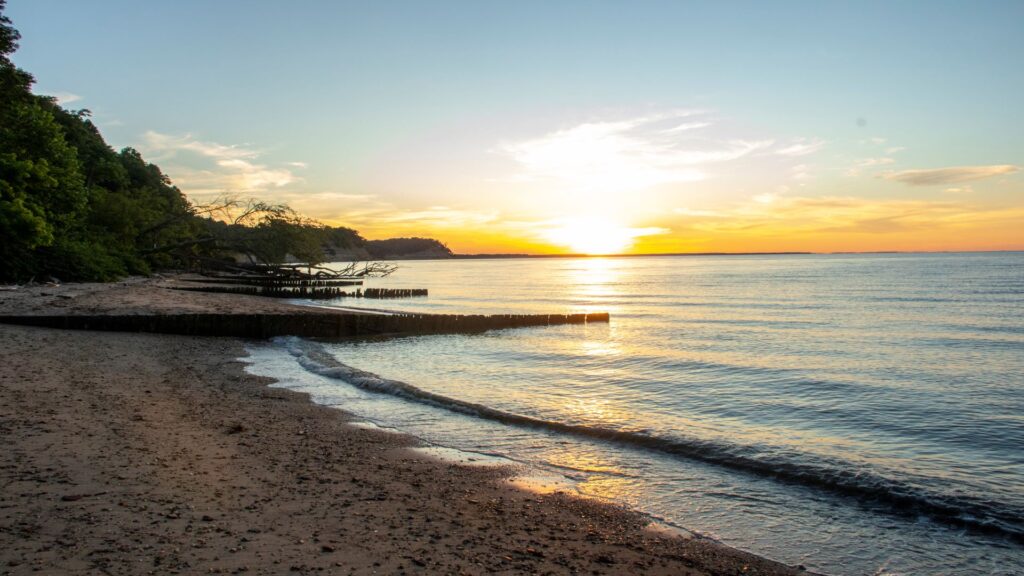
left=0, top=311, right=610, bottom=339
left=169, top=286, right=430, bottom=300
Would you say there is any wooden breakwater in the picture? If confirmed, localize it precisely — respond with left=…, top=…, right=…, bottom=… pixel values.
left=0, top=311, right=610, bottom=339
left=363, top=288, right=428, bottom=299
left=170, top=286, right=428, bottom=300
left=181, top=277, right=364, bottom=287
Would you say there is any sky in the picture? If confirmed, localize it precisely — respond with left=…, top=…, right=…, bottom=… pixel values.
left=8, top=0, right=1024, bottom=254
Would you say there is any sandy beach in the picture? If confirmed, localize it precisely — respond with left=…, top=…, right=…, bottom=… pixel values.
left=0, top=280, right=805, bottom=575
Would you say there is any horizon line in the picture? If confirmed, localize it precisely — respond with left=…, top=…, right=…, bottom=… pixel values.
left=392, top=249, right=1024, bottom=261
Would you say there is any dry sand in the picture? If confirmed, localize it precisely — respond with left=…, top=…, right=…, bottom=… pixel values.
left=0, top=275, right=319, bottom=317
left=0, top=280, right=806, bottom=575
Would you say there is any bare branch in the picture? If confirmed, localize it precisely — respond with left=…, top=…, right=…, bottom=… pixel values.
left=192, top=195, right=293, bottom=226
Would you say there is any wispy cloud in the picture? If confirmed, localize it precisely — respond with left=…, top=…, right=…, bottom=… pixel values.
left=684, top=195, right=1023, bottom=238
left=662, top=121, right=712, bottom=134
left=860, top=137, right=906, bottom=156
left=143, top=131, right=258, bottom=161
left=49, top=91, right=82, bottom=105
left=883, top=165, right=1018, bottom=186
left=281, top=191, right=373, bottom=202
left=775, top=138, right=825, bottom=157
left=857, top=157, right=895, bottom=167
left=790, top=164, right=812, bottom=181
left=140, top=131, right=301, bottom=197
left=371, top=206, right=500, bottom=228
left=500, top=111, right=772, bottom=193
left=845, top=156, right=896, bottom=177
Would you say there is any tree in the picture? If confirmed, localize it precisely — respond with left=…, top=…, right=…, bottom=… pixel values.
left=0, top=1, right=88, bottom=278
left=192, top=196, right=329, bottom=266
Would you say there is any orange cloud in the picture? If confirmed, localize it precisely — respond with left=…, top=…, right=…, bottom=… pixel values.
left=883, top=165, right=1018, bottom=186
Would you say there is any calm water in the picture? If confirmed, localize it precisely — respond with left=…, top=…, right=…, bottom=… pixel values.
left=246, top=253, right=1024, bottom=575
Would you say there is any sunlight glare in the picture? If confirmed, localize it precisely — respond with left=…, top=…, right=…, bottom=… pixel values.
left=544, top=217, right=638, bottom=254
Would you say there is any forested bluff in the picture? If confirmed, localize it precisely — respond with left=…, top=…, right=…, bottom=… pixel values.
left=0, top=2, right=449, bottom=283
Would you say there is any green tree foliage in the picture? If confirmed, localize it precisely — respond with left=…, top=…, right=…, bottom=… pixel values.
left=322, top=225, right=364, bottom=251
left=0, top=1, right=197, bottom=280
left=0, top=3, right=88, bottom=278
left=365, top=237, right=452, bottom=259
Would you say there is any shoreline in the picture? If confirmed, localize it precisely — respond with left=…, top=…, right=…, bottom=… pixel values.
left=0, top=280, right=807, bottom=575
left=390, top=249, right=1022, bottom=261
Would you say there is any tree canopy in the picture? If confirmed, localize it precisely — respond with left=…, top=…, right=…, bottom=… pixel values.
left=365, top=237, right=452, bottom=259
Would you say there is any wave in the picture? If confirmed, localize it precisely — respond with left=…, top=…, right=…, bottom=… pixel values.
left=280, top=337, right=1024, bottom=543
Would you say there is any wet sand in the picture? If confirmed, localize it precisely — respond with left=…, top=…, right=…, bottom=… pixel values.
left=0, top=280, right=806, bottom=575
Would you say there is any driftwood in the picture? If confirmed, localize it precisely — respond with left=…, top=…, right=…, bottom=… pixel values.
left=181, top=277, right=364, bottom=288
left=228, top=262, right=397, bottom=279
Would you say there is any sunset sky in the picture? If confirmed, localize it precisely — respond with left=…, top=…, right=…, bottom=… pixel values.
left=9, top=0, right=1023, bottom=254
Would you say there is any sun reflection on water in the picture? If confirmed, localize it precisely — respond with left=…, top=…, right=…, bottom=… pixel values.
left=564, top=396, right=633, bottom=425
left=541, top=450, right=641, bottom=505
left=578, top=338, right=620, bottom=357
left=565, top=257, right=627, bottom=315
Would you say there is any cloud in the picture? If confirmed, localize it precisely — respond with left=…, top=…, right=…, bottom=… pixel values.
left=364, top=206, right=499, bottom=228
left=775, top=138, right=825, bottom=157
left=662, top=121, right=712, bottom=134
left=673, top=207, right=720, bottom=217
left=790, top=164, right=812, bottom=181
left=143, top=131, right=258, bottom=161
left=283, top=191, right=374, bottom=202
left=856, top=157, right=895, bottom=167
left=679, top=194, right=1024, bottom=240
left=883, top=165, right=1019, bottom=186
left=216, top=158, right=295, bottom=189
left=49, top=91, right=82, bottom=105
left=845, top=157, right=895, bottom=177
left=500, top=111, right=772, bottom=193
left=860, top=138, right=906, bottom=156
left=140, top=131, right=301, bottom=196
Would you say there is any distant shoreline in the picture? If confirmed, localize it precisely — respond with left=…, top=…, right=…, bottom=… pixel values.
left=404, top=249, right=1022, bottom=261
left=450, top=251, right=812, bottom=259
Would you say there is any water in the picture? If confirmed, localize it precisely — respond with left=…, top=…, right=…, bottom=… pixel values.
left=245, top=253, right=1024, bottom=575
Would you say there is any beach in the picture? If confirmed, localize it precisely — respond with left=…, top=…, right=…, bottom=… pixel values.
left=0, top=279, right=803, bottom=575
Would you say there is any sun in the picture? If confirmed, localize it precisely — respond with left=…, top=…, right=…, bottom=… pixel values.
left=544, top=217, right=637, bottom=255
